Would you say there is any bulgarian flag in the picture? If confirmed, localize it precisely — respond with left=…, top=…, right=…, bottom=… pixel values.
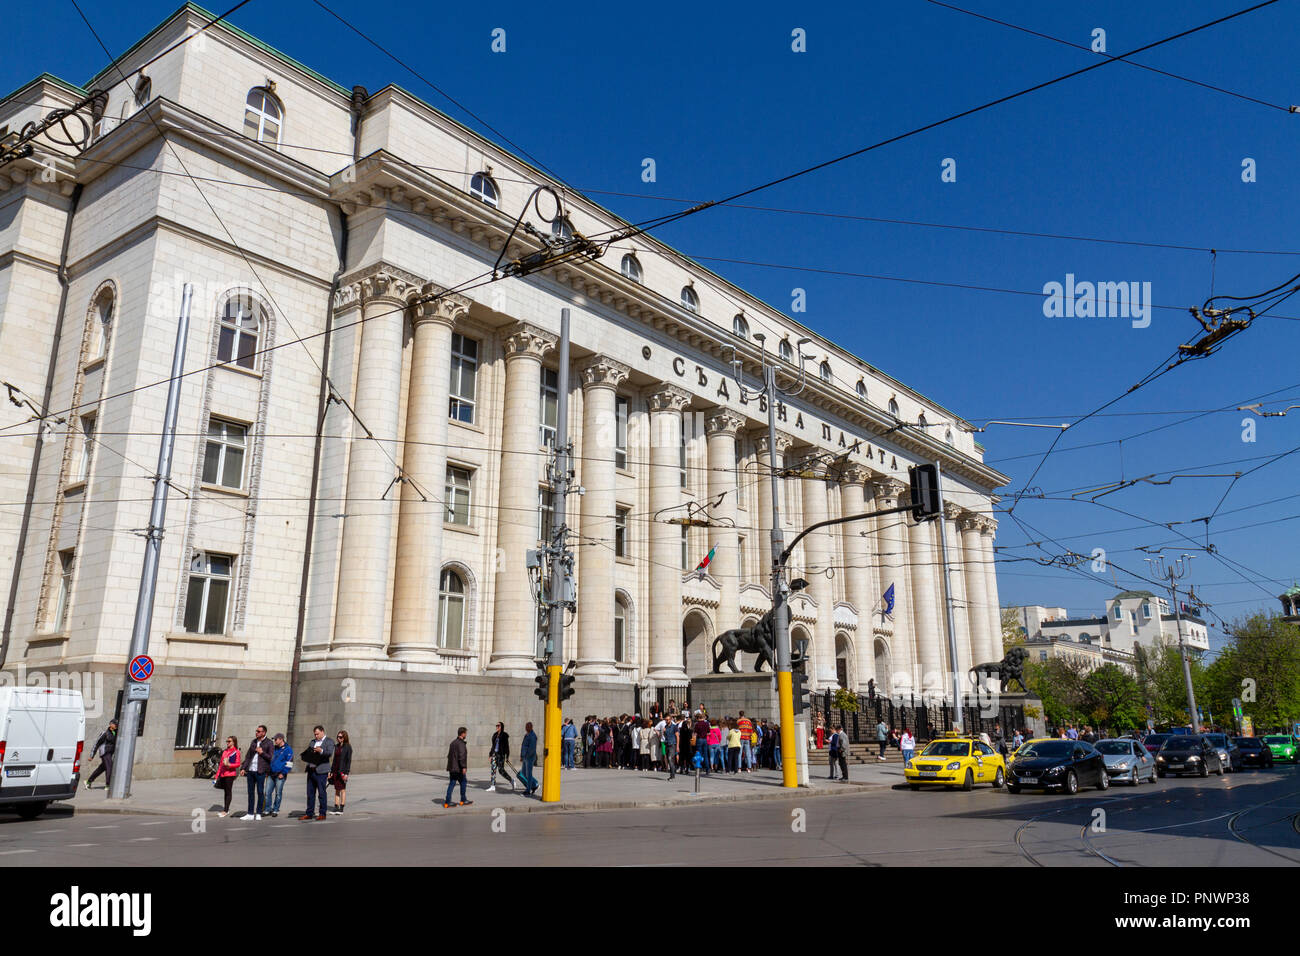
left=694, top=544, right=718, bottom=575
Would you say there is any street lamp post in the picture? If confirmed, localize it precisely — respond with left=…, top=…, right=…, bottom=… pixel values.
left=1146, top=554, right=1199, bottom=732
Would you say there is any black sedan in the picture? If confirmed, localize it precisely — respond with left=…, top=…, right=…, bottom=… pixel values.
left=1233, top=737, right=1275, bottom=769
left=1156, top=735, right=1224, bottom=777
left=1007, top=739, right=1109, bottom=794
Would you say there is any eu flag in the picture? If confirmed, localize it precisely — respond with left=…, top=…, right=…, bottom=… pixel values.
left=883, top=584, right=895, bottom=615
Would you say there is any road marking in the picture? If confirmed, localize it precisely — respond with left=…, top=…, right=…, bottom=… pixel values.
left=228, top=827, right=249, bottom=831
left=271, top=824, right=295, bottom=828
left=87, top=825, right=117, bottom=830
left=33, top=829, right=59, bottom=834
left=0, top=849, right=34, bottom=856
left=138, top=821, right=169, bottom=826
left=68, top=843, right=97, bottom=848
left=127, top=837, right=156, bottom=842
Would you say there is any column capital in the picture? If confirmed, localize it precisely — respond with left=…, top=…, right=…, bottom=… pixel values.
left=980, top=516, right=998, bottom=535
left=344, top=262, right=426, bottom=305
left=753, top=429, right=795, bottom=456
left=840, top=462, right=873, bottom=485
left=870, top=476, right=907, bottom=501
left=704, top=409, right=746, bottom=438
left=502, top=321, right=556, bottom=360
left=414, top=283, right=471, bottom=327
left=647, top=383, right=692, bottom=413
left=943, top=501, right=964, bottom=521
left=958, top=512, right=983, bottom=534
left=579, top=355, right=631, bottom=390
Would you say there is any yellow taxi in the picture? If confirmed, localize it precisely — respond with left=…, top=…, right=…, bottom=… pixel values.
left=904, top=734, right=1006, bottom=791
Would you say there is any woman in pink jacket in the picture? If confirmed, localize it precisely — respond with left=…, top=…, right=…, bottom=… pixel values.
left=215, top=735, right=241, bottom=817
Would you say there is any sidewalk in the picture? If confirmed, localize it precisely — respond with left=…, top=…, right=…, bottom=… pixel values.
left=71, top=758, right=908, bottom=819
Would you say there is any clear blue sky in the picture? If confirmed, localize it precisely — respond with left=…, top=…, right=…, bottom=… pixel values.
left=8, top=0, right=1297, bottom=653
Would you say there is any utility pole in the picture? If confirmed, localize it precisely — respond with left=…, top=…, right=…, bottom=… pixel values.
left=1145, top=554, right=1199, bottom=732
left=933, top=461, right=964, bottom=733
left=110, top=283, right=193, bottom=799
left=540, top=308, right=575, bottom=802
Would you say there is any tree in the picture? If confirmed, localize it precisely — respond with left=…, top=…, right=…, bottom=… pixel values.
left=1082, top=664, right=1143, bottom=732
left=1001, top=608, right=1027, bottom=653
left=1024, top=655, right=1090, bottom=727
left=1206, top=614, right=1300, bottom=731
left=1146, top=637, right=1209, bottom=729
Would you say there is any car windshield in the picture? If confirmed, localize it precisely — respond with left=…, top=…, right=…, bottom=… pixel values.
left=1161, top=739, right=1200, bottom=752
left=1145, top=735, right=1168, bottom=747
left=1017, top=741, right=1072, bottom=759
left=1205, top=735, right=1228, bottom=746
left=1096, top=741, right=1133, bottom=755
left=1234, top=738, right=1260, bottom=748
left=1263, top=736, right=1289, bottom=744
left=921, top=741, right=970, bottom=757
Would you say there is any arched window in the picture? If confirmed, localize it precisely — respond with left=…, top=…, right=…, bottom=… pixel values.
left=243, top=87, right=282, bottom=147
left=819, top=361, right=832, bottom=383
left=551, top=216, right=573, bottom=240
left=438, top=569, right=466, bottom=649
left=620, top=253, right=642, bottom=283
left=133, top=76, right=152, bottom=108
left=680, top=286, right=698, bottom=313
left=917, top=412, right=928, bottom=427
left=89, top=289, right=114, bottom=362
left=779, top=338, right=793, bottom=362
left=217, top=294, right=263, bottom=371
left=945, top=427, right=954, bottom=445
left=888, top=398, right=900, bottom=417
left=614, top=595, right=628, bottom=662
left=733, top=314, right=749, bottom=339
left=469, top=172, right=498, bottom=207
left=855, top=379, right=867, bottom=402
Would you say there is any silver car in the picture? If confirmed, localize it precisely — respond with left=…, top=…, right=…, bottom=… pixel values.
left=1096, top=737, right=1157, bottom=785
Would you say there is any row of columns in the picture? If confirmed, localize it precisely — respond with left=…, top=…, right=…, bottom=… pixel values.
left=326, top=272, right=1002, bottom=695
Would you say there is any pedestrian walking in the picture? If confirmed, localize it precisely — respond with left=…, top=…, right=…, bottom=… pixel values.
left=241, top=724, right=274, bottom=820
left=900, top=727, right=916, bottom=767
left=215, top=735, right=241, bottom=817
left=828, top=723, right=841, bottom=779
left=329, top=730, right=352, bottom=814
left=298, top=725, right=334, bottom=821
left=520, top=722, right=539, bottom=796
left=443, top=726, right=472, bottom=807
left=263, top=732, right=293, bottom=817
left=876, top=718, right=888, bottom=761
left=488, top=722, right=514, bottom=791
left=85, top=719, right=117, bottom=790
left=833, top=725, right=849, bottom=781
left=561, top=718, right=577, bottom=769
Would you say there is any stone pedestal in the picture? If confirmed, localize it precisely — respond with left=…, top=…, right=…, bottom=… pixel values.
left=991, top=693, right=1047, bottom=739
left=690, top=672, right=778, bottom=721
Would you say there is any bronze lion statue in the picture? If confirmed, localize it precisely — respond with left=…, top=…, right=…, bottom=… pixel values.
left=968, top=646, right=1029, bottom=693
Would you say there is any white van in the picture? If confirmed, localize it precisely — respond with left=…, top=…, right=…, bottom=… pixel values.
left=0, top=687, right=85, bottom=819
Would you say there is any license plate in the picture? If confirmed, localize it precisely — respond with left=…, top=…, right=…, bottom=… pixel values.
left=5, top=768, right=31, bottom=778
left=1020, top=776, right=1039, bottom=784
left=918, top=771, right=937, bottom=778
left=1168, top=764, right=1183, bottom=770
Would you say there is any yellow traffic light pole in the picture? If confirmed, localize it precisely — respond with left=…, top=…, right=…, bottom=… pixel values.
left=541, top=664, right=562, bottom=801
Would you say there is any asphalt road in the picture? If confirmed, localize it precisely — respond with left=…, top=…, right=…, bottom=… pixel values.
left=5, top=764, right=1299, bottom=866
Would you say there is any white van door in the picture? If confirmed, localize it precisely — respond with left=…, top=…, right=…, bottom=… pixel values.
left=1, top=688, right=47, bottom=795
left=37, top=690, right=85, bottom=793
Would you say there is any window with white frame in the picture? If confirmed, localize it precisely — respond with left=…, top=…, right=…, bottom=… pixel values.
left=615, top=507, right=629, bottom=558
left=679, top=415, right=688, bottom=488
left=202, top=418, right=247, bottom=490
left=737, top=535, right=746, bottom=583
left=945, top=428, right=954, bottom=445
left=89, top=290, right=113, bottom=361
left=438, top=569, right=466, bottom=649
left=55, top=549, right=74, bottom=631
left=1141, top=602, right=1151, bottom=620
left=856, top=380, right=867, bottom=402
left=243, top=87, right=282, bottom=147
left=1129, top=611, right=1138, bottom=636
left=445, top=467, right=472, bottom=526
left=540, top=367, right=558, bottom=447
left=620, top=254, right=642, bottom=283
left=470, top=172, right=498, bottom=207
left=174, top=692, right=223, bottom=748
left=733, top=314, right=749, bottom=339
left=779, top=339, right=793, bottom=362
left=1112, top=604, right=1123, bottom=621
left=77, top=414, right=96, bottom=482
left=217, top=294, right=261, bottom=371
left=448, top=333, right=478, bottom=423
left=917, top=412, right=928, bottom=427
left=614, top=596, right=627, bottom=662
left=681, top=526, right=690, bottom=571
left=133, top=76, right=152, bottom=109
left=615, top=395, right=628, bottom=469
left=183, top=552, right=233, bottom=634
left=538, top=487, right=555, bottom=543
left=888, top=398, right=900, bottom=417
left=680, top=286, right=699, bottom=313
left=819, top=361, right=832, bottom=383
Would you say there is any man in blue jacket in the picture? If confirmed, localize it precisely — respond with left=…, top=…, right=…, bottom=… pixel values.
left=263, top=733, right=294, bottom=818
left=299, top=725, right=334, bottom=821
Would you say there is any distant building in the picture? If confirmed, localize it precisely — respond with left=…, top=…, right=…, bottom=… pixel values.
left=1280, top=584, right=1300, bottom=623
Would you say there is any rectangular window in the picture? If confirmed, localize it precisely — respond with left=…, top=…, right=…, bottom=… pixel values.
left=1112, top=604, right=1123, bottom=621
left=55, top=549, right=74, bottom=631
left=1129, top=611, right=1138, bottom=636
left=201, top=418, right=247, bottom=489
left=445, top=466, right=472, bottom=526
left=78, top=414, right=96, bottom=482
left=538, top=487, right=555, bottom=543
left=1141, top=602, right=1151, bottom=620
left=737, top=535, right=746, bottom=584
left=448, top=333, right=478, bottom=424
left=615, top=396, right=628, bottom=470
left=183, top=552, right=232, bottom=634
left=615, top=507, right=629, bottom=558
left=540, top=367, right=558, bottom=447
left=174, top=693, right=223, bottom=749
left=682, top=526, right=690, bottom=571
left=679, top=416, right=688, bottom=489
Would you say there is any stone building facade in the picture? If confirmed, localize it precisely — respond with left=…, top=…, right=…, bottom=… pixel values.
left=0, top=5, right=1007, bottom=776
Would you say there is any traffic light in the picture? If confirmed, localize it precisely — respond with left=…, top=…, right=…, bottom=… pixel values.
left=792, top=670, right=810, bottom=715
left=533, top=671, right=549, bottom=702
left=558, top=672, right=575, bottom=702
left=908, top=464, right=940, bottom=522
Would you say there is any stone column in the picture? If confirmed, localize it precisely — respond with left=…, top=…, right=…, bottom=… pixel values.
left=908, top=513, right=944, bottom=700
left=840, top=464, right=876, bottom=691
left=389, top=285, right=470, bottom=663
left=705, top=410, right=745, bottom=633
left=981, top=518, right=1003, bottom=663
left=871, top=477, right=910, bottom=697
left=752, top=430, right=793, bottom=594
left=647, top=384, right=692, bottom=681
left=798, top=457, right=837, bottom=689
left=332, top=269, right=419, bottom=658
left=487, top=322, right=556, bottom=673
left=941, top=502, right=972, bottom=701
left=960, top=512, right=992, bottom=669
left=575, top=356, right=630, bottom=676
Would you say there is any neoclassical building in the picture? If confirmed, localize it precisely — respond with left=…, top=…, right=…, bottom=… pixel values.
left=0, top=4, right=1007, bottom=775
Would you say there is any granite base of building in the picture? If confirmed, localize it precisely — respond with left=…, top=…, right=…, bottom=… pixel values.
left=689, top=672, right=778, bottom=722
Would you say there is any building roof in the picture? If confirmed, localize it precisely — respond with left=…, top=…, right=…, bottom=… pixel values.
left=1113, top=590, right=1156, bottom=601
left=1040, top=617, right=1107, bottom=628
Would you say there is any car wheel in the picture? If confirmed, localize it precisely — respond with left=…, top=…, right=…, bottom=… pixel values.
left=1065, top=770, right=1079, bottom=795
left=992, top=767, right=1005, bottom=789
left=1097, top=769, right=1110, bottom=791
left=1007, top=783, right=1020, bottom=794
left=962, top=769, right=974, bottom=792
left=1199, top=762, right=1209, bottom=778
left=1131, top=769, right=1140, bottom=785
left=15, top=802, right=46, bottom=820
left=1216, top=762, right=1224, bottom=776
left=1157, top=769, right=1166, bottom=778
left=909, top=784, right=920, bottom=791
